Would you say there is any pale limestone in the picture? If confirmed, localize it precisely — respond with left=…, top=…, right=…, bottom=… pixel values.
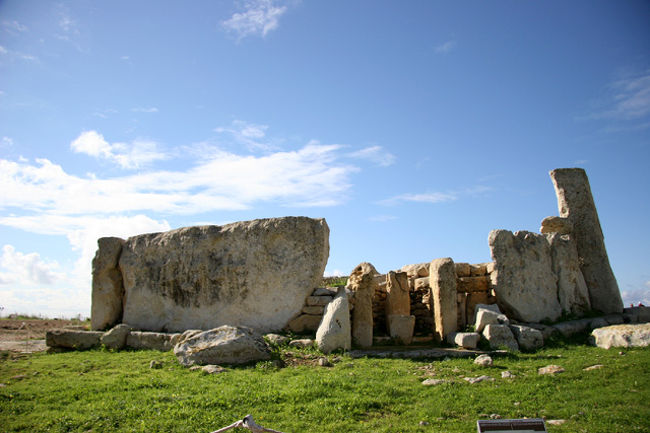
left=119, top=217, right=329, bottom=333
left=550, top=168, right=623, bottom=314
left=174, top=326, right=271, bottom=366
left=100, top=324, right=132, bottom=350
left=509, top=325, right=544, bottom=351
left=387, top=314, right=415, bottom=345
left=430, top=258, right=458, bottom=342
left=45, top=330, right=102, bottom=350
left=127, top=331, right=179, bottom=351
left=91, top=237, right=125, bottom=330
left=316, top=288, right=351, bottom=354
left=590, top=323, right=650, bottom=349
left=489, top=229, right=562, bottom=323
left=347, top=262, right=378, bottom=348
left=546, top=233, right=591, bottom=316
left=446, top=332, right=480, bottom=349
left=483, top=324, right=519, bottom=351
left=540, top=216, right=572, bottom=235
left=386, top=271, right=410, bottom=317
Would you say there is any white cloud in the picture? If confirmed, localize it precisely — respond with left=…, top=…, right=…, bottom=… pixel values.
left=621, top=280, right=650, bottom=306
left=222, top=0, right=288, bottom=40
left=435, top=40, right=456, bottom=54
left=215, top=119, right=276, bottom=151
left=348, top=145, right=396, bottom=167
left=380, top=192, right=457, bottom=206
left=131, top=107, right=159, bottom=113
left=70, top=130, right=168, bottom=169
left=0, top=245, right=64, bottom=286
left=586, top=69, right=650, bottom=125
left=1, top=136, right=13, bottom=147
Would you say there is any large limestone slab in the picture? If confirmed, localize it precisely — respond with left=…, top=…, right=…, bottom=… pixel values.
left=590, top=323, right=650, bottom=349
left=316, top=287, right=351, bottom=353
left=546, top=233, right=591, bottom=316
left=489, top=230, right=562, bottom=323
left=91, top=237, right=125, bottom=330
left=120, top=217, right=329, bottom=333
left=430, top=258, right=458, bottom=342
left=347, top=262, right=378, bottom=348
left=550, top=168, right=623, bottom=314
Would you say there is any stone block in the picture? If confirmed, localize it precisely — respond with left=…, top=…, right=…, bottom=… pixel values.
left=469, top=263, right=489, bottom=276
left=174, top=326, right=271, bottom=366
left=387, top=314, right=415, bottom=345
left=509, top=324, right=544, bottom=351
left=347, top=262, right=378, bottom=348
left=540, top=216, right=572, bottom=235
left=430, top=258, right=458, bottom=342
left=100, top=324, right=133, bottom=350
left=455, top=262, right=471, bottom=277
left=386, top=271, right=410, bottom=317
left=466, top=291, right=490, bottom=323
left=475, top=308, right=509, bottom=333
left=457, top=276, right=489, bottom=293
left=316, top=288, right=351, bottom=353
left=286, top=314, right=322, bottom=334
left=91, top=237, right=125, bottom=330
left=590, top=323, right=650, bottom=349
left=302, top=305, right=325, bottom=315
left=126, top=331, right=178, bottom=351
left=46, top=330, right=102, bottom=350
left=483, top=324, right=519, bottom=351
left=446, top=332, right=480, bottom=349
left=547, top=233, right=591, bottom=316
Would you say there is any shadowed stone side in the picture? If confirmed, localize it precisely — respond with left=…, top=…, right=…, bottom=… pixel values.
left=91, top=237, right=125, bottom=330
left=550, top=168, right=623, bottom=314
left=119, top=217, right=329, bottom=333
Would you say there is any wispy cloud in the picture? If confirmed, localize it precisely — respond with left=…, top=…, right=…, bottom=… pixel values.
left=621, top=280, right=650, bottom=306
left=435, top=40, right=456, bottom=54
left=222, top=0, right=289, bottom=40
left=379, top=185, right=491, bottom=206
left=1, top=137, right=13, bottom=147
left=131, top=107, right=159, bottom=113
left=215, top=119, right=276, bottom=151
left=70, top=130, right=167, bottom=169
left=2, top=20, right=28, bottom=35
left=347, top=145, right=396, bottom=167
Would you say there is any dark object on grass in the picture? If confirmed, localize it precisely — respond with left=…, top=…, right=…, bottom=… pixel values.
left=477, top=418, right=547, bottom=432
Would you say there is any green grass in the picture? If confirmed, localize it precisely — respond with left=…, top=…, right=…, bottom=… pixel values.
left=1, top=341, right=649, bottom=432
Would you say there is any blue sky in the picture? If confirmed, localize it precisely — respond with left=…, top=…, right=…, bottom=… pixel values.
left=1, top=0, right=649, bottom=317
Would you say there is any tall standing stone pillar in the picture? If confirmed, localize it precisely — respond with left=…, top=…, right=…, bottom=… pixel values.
left=430, top=258, right=458, bottom=342
left=386, top=271, right=415, bottom=344
left=550, top=168, right=623, bottom=314
left=91, top=237, right=125, bottom=330
left=347, top=262, right=378, bottom=348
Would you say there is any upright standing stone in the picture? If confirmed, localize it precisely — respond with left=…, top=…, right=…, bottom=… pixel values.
left=386, top=271, right=410, bottom=316
left=550, top=168, right=623, bottom=314
left=315, top=287, right=351, bottom=354
left=347, top=262, right=378, bottom=348
left=429, top=258, right=458, bottom=342
left=489, top=230, right=562, bottom=323
left=546, top=233, right=591, bottom=316
left=91, top=237, right=125, bottom=330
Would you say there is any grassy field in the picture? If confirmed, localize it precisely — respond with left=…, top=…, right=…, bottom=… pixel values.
left=1, top=337, right=649, bottom=433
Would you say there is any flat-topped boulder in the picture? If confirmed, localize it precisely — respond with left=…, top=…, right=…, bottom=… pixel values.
left=114, top=217, right=329, bottom=333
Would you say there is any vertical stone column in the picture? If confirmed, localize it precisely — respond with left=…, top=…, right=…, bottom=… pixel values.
left=430, top=258, right=458, bottom=342
left=550, top=168, right=623, bottom=314
left=347, top=262, right=378, bottom=348
left=386, top=271, right=410, bottom=316
left=91, top=237, right=125, bottom=330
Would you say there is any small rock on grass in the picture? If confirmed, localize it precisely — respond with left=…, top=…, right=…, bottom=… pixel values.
left=264, top=333, right=289, bottom=346
left=149, top=360, right=163, bottom=369
left=422, top=378, right=447, bottom=386
left=474, top=354, right=493, bottom=367
left=288, top=339, right=313, bottom=348
left=583, top=364, right=604, bottom=371
left=419, top=421, right=429, bottom=426
left=202, top=365, right=226, bottom=374
left=464, top=375, right=494, bottom=384
left=538, top=365, right=564, bottom=375
left=501, top=371, right=516, bottom=378
left=317, top=357, right=332, bottom=367
left=547, top=419, right=567, bottom=426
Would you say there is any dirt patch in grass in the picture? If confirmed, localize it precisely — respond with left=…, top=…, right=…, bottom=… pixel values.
left=0, top=319, right=88, bottom=353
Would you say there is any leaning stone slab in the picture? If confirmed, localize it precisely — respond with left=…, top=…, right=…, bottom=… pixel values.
left=91, top=237, right=125, bottom=330
left=126, top=331, right=179, bottom=351
left=509, top=325, right=544, bottom=351
left=430, top=258, right=458, bottom=342
left=347, top=262, right=378, bottom=348
left=46, top=330, right=102, bottom=350
left=483, top=324, right=519, bottom=351
left=316, top=287, right=351, bottom=354
left=590, top=323, right=650, bottom=349
left=546, top=233, right=591, bottom=316
left=489, top=229, right=562, bottom=323
left=174, top=326, right=271, bottom=366
left=550, top=168, right=623, bottom=314
left=100, top=324, right=133, bottom=350
left=118, top=217, right=329, bottom=333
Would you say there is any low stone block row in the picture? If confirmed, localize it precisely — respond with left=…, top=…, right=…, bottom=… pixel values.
left=46, top=325, right=182, bottom=351
left=285, top=286, right=339, bottom=333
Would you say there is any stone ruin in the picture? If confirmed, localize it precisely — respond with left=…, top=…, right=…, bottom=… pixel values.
left=47, top=168, right=649, bottom=359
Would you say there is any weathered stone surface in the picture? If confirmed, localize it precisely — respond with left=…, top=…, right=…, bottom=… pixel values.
left=100, top=324, right=133, bottom=350
left=387, top=314, right=415, bottom=345
left=623, top=306, right=650, bottom=323
left=302, top=305, right=325, bottom=315
left=540, top=216, right=572, bottom=235
left=306, top=296, right=332, bottom=306
left=414, top=277, right=430, bottom=290
left=457, top=276, right=489, bottom=293
left=509, top=325, right=544, bottom=351
left=538, top=365, right=564, bottom=375
left=286, top=314, right=322, bottom=333
left=466, top=292, right=490, bottom=324
left=546, top=233, right=591, bottom=316
left=46, top=330, right=102, bottom=350
left=312, top=287, right=337, bottom=296
left=464, top=375, right=494, bottom=384
left=455, top=262, right=471, bottom=277
left=119, top=217, right=329, bottom=333
left=347, top=262, right=378, bottom=348
left=288, top=339, right=314, bottom=348
left=127, top=331, right=179, bottom=351
left=91, top=237, right=125, bottom=330
left=483, top=324, right=519, bottom=351
left=264, top=333, right=289, bottom=346
left=430, top=258, right=458, bottom=342
left=472, top=304, right=502, bottom=323
left=552, top=318, right=592, bottom=337
left=457, top=293, right=467, bottom=330
left=422, top=378, right=448, bottom=386
left=386, top=271, right=410, bottom=317
left=475, top=308, right=509, bottom=333
left=174, top=326, right=270, bottom=366
left=447, top=332, right=481, bottom=349
left=489, top=229, right=562, bottom=323
left=550, top=168, right=623, bottom=314
left=589, top=323, right=650, bottom=349
left=469, top=263, right=489, bottom=276
left=400, top=262, right=429, bottom=278
left=316, top=288, right=351, bottom=354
